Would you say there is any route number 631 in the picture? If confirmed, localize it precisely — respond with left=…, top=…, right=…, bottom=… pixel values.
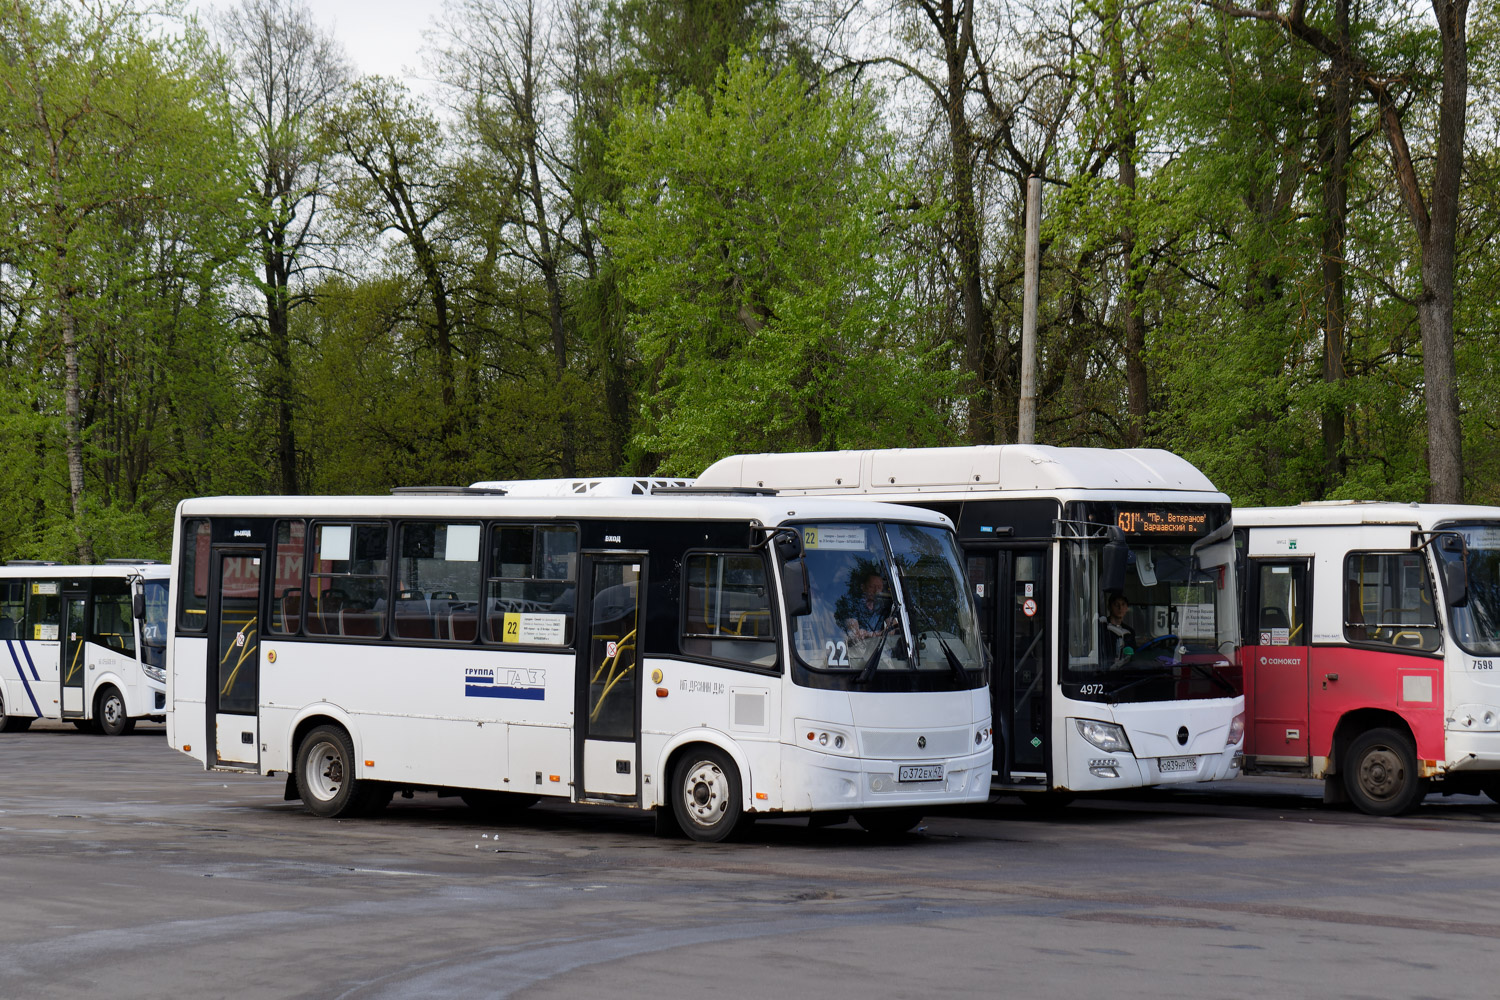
left=825, top=640, right=850, bottom=667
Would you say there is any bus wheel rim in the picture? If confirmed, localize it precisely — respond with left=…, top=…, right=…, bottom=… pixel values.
left=306, top=740, right=345, bottom=801
left=682, top=761, right=727, bottom=827
left=1358, top=745, right=1403, bottom=800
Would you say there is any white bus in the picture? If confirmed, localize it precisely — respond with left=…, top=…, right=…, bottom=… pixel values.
left=1236, top=502, right=1500, bottom=814
left=1, top=561, right=170, bottom=735
left=165, top=488, right=992, bottom=841
left=697, top=447, right=1246, bottom=798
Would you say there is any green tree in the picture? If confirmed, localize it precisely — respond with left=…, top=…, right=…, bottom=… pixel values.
left=607, top=58, right=956, bottom=474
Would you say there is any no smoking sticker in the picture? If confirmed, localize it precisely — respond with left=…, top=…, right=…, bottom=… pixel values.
left=1022, top=598, right=1038, bottom=618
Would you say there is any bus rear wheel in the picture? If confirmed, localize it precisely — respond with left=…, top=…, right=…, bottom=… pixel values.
left=295, top=724, right=383, bottom=818
left=672, top=747, right=744, bottom=843
left=1343, top=727, right=1423, bottom=816
left=96, top=686, right=134, bottom=736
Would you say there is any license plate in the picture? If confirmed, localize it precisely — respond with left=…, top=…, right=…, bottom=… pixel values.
left=1158, top=756, right=1198, bottom=773
left=898, top=764, right=943, bottom=782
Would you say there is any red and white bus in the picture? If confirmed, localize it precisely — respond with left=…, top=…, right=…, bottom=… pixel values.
left=1236, top=502, right=1500, bottom=814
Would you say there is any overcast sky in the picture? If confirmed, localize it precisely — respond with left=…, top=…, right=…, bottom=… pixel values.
left=189, top=0, right=446, bottom=85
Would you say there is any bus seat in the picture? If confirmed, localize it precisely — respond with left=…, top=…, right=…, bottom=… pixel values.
left=448, top=605, right=478, bottom=642
left=394, top=597, right=435, bottom=640
left=0, top=616, right=14, bottom=639
left=340, top=608, right=383, bottom=637
left=280, top=589, right=302, bottom=633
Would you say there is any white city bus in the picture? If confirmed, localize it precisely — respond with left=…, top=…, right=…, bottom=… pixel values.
left=165, top=488, right=992, bottom=841
left=1, top=561, right=170, bottom=735
left=1236, top=502, right=1500, bottom=814
left=697, top=447, right=1246, bottom=798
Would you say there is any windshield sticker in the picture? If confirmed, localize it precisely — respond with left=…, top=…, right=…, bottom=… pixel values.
left=34, top=624, right=59, bottom=641
left=465, top=666, right=545, bottom=701
left=803, top=527, right=867, bottom=550
left=32, top=582, right=58, bottom=596
left=500, top=613, right=567, bottom=645
left=1464, top=528, right=1500, bottom=545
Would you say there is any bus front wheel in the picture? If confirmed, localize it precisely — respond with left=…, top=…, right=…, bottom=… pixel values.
left=672, top=747, right=744, bottom=843
left=295, top=724, right=383, bottom=818
left=96, top=686, right=134, bottom=736
left=1343, top=728, right=1423, bottom=816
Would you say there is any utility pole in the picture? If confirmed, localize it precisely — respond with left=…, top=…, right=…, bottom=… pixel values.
left=1017, top=175, right=1042, bottom=444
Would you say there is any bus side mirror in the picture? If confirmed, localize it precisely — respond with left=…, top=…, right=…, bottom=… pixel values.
left=1102, top=528, right=1129, bottom=593
left=132, top=592, right=146, bottom=620
left=773, top=531, right=810, bottom=617
left=781, top=559, right=811, bottom=617
left=1440, top=536, right=1468, bottom=607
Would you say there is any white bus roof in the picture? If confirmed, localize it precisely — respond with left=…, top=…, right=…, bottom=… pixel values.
left=1236, top=501, right=1500, bottom=530
left=0, top=562, right=168, bottom=578
left=697, top=445, right=1223, bottom=498
left=175, top=492, right=955, bottom=530
left=470, top=477, right=695, bottom=497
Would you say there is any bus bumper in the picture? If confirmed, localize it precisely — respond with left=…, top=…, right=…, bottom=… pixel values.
left=1063, top=740, right=1242, bottom=791
left=776, top=744, right=993, bottom=813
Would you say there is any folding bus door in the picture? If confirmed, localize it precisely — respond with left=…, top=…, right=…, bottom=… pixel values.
left=1244, top=558, right=1311, bottom=764
left=968, top=548, right=1052, bottom=788
left=206, top=547, right=264, bottom=767
left=59, top=585, right=88, bottom=719
left=576, top=555, right=643, bottom=801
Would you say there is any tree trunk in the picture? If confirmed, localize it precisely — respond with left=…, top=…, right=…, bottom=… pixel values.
left=1109, top=1, right=1146, bottom=447
left=1319, top=0, right=1351, bottom=490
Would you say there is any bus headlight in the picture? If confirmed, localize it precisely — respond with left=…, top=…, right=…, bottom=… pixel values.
left=798, top=721, right=856, bottom=756
left=1226, top=712, right=1245, bottom=746
left=142, top=663, right=165, bottom=683
left=1075, top=719, right=1132, bottom=754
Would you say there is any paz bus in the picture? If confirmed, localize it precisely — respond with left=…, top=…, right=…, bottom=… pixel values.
left=0, top=561, right=170, bottom=735
left=1236, top=502, right=1500, bottom=814
left=165, top=486, right=993, bottom=841
left=696, top=447, right=1246, bottom=798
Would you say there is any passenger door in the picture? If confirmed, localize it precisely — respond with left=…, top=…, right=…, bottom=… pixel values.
left=59, top=585, right=87, bottom=719
left=1244, top=559, right=1311, bottom=762
left=576, top=555, right=643, bottom=800
left=206, top=547, right=264, bottom=767
left=969, top=548, right=1052, bottom=788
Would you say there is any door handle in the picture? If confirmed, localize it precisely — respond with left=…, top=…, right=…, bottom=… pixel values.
left=1324, top=673, right=1339, bottom=682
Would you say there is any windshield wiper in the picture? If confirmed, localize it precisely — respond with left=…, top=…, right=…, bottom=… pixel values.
left=853, top=630, right=890, bottom=684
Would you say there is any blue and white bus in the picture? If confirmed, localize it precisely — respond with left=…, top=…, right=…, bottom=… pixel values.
left=1, top=561, right=170, bottom=735
left=165, top=487, right=992, bottom=841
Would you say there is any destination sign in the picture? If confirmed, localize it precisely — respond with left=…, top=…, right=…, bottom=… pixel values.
left=1117, top=510, right=1209, bottom=536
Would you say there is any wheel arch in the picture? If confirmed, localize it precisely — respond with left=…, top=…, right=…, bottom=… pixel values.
left=1328, top=709, right=1417, bottom=775
left=89, top=672, right=134, bottom=718
left=287, top=705, right=362, bottom=776
left=654, top=730, right=753, bottom=812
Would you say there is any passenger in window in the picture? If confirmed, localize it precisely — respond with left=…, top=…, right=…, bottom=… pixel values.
left=838, top=564, right=895, bottom=642
left=1105, top=592, right=1136, bottom=662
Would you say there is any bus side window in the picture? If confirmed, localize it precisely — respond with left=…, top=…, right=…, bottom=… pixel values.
left=680, top=551, right=778, bottom=669
left=26, top=581, right=61, bottom=641
left=396, top=521, right=482, bottom=643
left=0, top=580, right=25, bottom=639
left=91, top=580, right=135, bottom=654
left=179, top=518, right=212, bottom=632
left=1344, top=552, right=1441, bottom=652
left=267, top=520, right=306, bottom=635
left=485, top=524, right=577, bottom=647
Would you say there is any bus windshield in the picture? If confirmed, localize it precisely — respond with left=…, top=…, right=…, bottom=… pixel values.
left=140, top=579, right=170, bottom=670
left=791, top=521, right=985, bottom=690
left=1444, top=524, right=1500, bottom=655
left=1062, top=530, right=1239, bottom=704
